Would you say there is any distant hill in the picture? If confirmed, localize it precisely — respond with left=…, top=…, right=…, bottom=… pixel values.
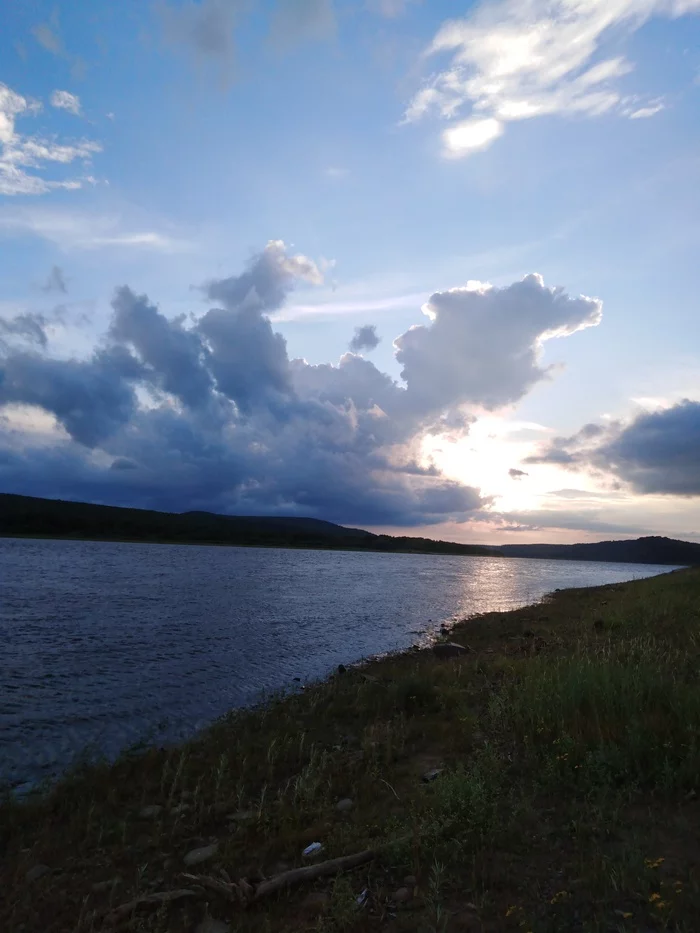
left=0, top=493, right=492, bottom=557
left=496, top=536, right=700, bottom=566
left=1, top=493, right=698, bottom=565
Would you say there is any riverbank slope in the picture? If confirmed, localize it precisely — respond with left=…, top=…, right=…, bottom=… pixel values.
left=3, top=568, right=700, bottom=932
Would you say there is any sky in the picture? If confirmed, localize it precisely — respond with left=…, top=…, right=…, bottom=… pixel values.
left=0, top=0, right=699, bottom=545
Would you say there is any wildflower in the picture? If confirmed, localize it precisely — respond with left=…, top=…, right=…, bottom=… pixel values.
left=506, top=905, right=519, bottom=917
left=550, top=890, right=569, bottom=904
left=644, top=857, right=665, bottom=869
left=649, top=892, right=662, bottom=903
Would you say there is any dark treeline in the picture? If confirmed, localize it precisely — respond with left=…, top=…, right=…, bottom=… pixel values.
left=1, top=493, right=699, bottom=564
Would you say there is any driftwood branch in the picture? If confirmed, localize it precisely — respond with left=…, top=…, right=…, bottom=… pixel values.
left=180, top=848, right=376, bottom=906
left=104, top=888, right=198, bottom=925
left=254, top=849, right=375, bottom=899
left=108, top=846, right=378, bottom=923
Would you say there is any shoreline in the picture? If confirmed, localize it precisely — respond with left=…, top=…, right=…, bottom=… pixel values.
left=2, top=565, right=682, bottom=796
left=4, top=567, right=700, bottom=932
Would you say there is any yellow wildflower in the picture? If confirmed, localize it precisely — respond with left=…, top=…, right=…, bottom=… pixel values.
left=649, top=892, right=662, bottom=903
left=550, top=890, right=569, bottom=904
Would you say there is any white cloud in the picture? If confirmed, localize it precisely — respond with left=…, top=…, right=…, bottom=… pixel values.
left=405, top=0, right=700, bottom=155
left=628, top=102, right=666, bottom=118
left=325, top=166, right=349, bottom=178
left=442, top=117, right=504, bottom=156
left=0, top=206, right=190, bottom=252
left=50, top=90, right=81, bottom=116
left=0, top=82, right=101, bottom=196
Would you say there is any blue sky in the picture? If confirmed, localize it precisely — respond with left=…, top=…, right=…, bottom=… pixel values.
left=1, top=0, right=700, bottom=543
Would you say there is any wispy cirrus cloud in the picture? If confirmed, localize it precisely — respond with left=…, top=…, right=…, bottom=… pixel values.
left=404, top=0, right=700, bottom=156
left=0, top=205, right=190, bottom=253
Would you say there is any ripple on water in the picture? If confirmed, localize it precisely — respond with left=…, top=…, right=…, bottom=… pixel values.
left=0, top=537, right=676, bottom=789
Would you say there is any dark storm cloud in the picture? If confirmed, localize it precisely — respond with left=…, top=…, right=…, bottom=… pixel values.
left=110, top=286, right=213, bottom=408
left=42, top=265, right=67, bottom=294
left=349, top=324, right=380, bottom=353
left=0, top=311, right=49, bottom=348
left=0, top=248, right=604, bottom=525
left=509, top=468, right=527, bottom=479
left=0, top=349, right=137, bottom=446
left=600, top=401, right=700, bottom=495
left=526, top=401, right=700, bottom=496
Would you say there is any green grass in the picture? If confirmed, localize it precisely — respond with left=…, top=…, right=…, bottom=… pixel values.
left=3, top=568, right=700, bottom=932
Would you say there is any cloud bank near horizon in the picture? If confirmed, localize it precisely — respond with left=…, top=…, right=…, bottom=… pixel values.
left=1, top=240, right=606, bottom=525
left=526, top=400, right=700, bottom=497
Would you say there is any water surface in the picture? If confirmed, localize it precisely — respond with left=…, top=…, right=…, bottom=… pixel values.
left=0, top=537, right=677, bottom=789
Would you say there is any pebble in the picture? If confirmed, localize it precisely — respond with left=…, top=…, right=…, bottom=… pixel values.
left=404, top=875, right=417, bottom=887
left=140, top=805, right=163, bottom=819
left=393, top=887, right=411, bottom=903
left=302, top=842, right=323, bottom=858
left=184, top=843, right=219, bottom=867
left=26, top=864, right=50, bottom=883
left=195, top=919, right=230, bottom=933
left=335, top=798, right=353, bottom=812
left=422, top=768, right=443, bottom=783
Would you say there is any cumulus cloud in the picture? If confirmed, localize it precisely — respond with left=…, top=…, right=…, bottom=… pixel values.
left=50, top=90, right=81, bottom=116
left=349, top=324, right=380, bottom=353
left=404, top=0, right=700, bottom=155
left=0, top=82, right=101, bottom=195
left=0, top=244, right=601, bottom=525
left=394, top=274, right=602, bottom=413
left=526, top=400, right=700, bottom=495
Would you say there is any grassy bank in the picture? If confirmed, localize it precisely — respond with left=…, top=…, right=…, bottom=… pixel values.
left=3, top=568, right=700, bottom=932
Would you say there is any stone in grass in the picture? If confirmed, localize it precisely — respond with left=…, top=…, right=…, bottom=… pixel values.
left=140, top=804, right=163, bottom=819
left=26, top=864, right=50, bottom=883
left=404, top=875, right=417, bottom=887
left=195, top=919, right=230, bottom=933
left=184, top=842, right=219, bottom=867
left=335, top=798, right=353, bottom=812
left=432, top=642, right=470, bottom=659
left=393, top=887, right=412, bottom=903
left=421, top=768, right=443, bottom=783
left=302, top=842, right=324, bottom=858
